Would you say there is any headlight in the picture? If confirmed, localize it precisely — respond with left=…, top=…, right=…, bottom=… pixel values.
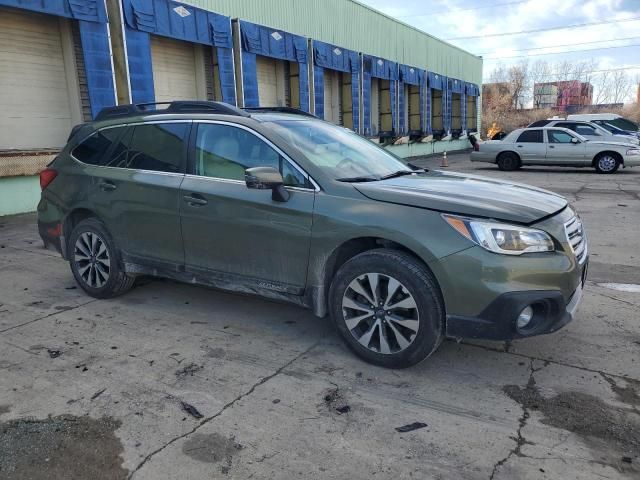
left=626, top=149, right=640, bottom=156
left=443, top=214, right=555, bottom=255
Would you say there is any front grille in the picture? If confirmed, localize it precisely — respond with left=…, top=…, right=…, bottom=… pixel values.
left=564, top=216, right=587, bottom=264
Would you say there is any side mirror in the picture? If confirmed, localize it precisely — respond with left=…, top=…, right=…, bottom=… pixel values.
left=571, top=137, right=579, bottom=144
left=245, top=166, right=289, bottom=202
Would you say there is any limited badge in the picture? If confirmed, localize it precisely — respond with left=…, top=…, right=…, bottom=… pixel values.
left=271, top=31, right=283, bottom=41
left=173, top=6, right=191, bottom=17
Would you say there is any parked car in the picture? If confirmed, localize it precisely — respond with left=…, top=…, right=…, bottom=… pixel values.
left=39, top=101, right=587, bottom=368
left=471, top=127, right=640, bottom=173
left=527, top=119, right=639, bottom=145
left=567, top=113, right=639, bottom=137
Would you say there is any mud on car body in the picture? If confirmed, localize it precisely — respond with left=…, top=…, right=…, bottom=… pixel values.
left=38, top=101, right=587, bottom=368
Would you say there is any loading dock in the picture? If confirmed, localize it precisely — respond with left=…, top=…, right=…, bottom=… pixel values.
left=398, top=65, right=426, bottom=140
left=0, top=0, right=115, bottom=177
left=450, top=78, right=464, bottom=138
left=466, top=82, right=480, bottom=132
left=363, top=55, right=398, bottom=140
left=238, top=21, right=309, bottom=111
left=427, top=72, right=446, bottom=140
left=121, top=0, right=235, bottom=105
left=312, top=40, right=360, bottom=131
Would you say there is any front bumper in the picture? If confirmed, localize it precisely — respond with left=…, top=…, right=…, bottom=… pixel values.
left=445, top=281, right=584, bottom=340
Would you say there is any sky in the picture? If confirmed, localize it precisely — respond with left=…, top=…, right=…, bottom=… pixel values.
left=358, top=0, right=640, bottom=102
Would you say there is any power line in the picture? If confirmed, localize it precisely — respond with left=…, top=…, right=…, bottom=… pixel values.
left=478, top=36, right=640, bottom=55
left=483, top=43, right=640, bottom=59
left=446, top=16, right=640, bottom=40
left=482, top=66, right=640, bottom=82
left=396, top=0, right=530, bottom=17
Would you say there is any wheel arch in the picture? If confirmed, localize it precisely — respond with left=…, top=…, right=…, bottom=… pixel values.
left=62, top=207, right=102, bottom=258
left=497, top=150, right=521, bottom=162
left=307, top=236, right=438, bottom=318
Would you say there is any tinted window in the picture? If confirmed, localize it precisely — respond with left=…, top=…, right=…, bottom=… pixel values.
left=106, top=127, right=133, bottom=168
left=125, top=123, right=188, bottom=173
left=72, top=127, right=124, bottom=165
left=574, top=125, right=598, bottom=136
left=516, top=130, right=543, bottom=143
left=195, top=124, right=307, bottom=187
left=548, top=130, right=575, bottom=143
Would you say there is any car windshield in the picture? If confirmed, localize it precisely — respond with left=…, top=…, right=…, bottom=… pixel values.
left=264, top=119, right=415, bottom=181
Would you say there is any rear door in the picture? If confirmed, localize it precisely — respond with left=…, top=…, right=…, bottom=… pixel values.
left=81, top=121, right=189, bottom=268
left=513, top=129, right=545, bottom=164
left=545, top=129, right=588, bottom=165
left=180, top=121, right=315, bottom=292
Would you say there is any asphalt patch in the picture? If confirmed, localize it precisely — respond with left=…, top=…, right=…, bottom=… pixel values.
left=0, top=415, right=127, bottom=479
left=504, top=382, right=640, bottom=474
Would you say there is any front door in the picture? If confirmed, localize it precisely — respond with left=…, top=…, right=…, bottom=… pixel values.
left=180, top=122, right=315, bottom=292
left=545, top=129, right=588, bottom=165
left=85, top=122, right=189, bottom=268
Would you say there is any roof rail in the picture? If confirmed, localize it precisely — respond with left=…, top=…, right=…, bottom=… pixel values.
left=244, top=107, right=317, bottom=118
left=95, top=101, right=250, bottom=121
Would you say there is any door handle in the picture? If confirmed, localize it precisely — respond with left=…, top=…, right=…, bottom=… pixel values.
left=183, top=194, right=208, bottom=206
left=517, top=145, right=523, bottom=148
left=548, top=145, right=555, bottom=148
left=98, top=180, right=117, bottom=191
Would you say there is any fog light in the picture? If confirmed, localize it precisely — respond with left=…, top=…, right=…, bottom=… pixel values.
left=517, top=306, right=534, bottom=330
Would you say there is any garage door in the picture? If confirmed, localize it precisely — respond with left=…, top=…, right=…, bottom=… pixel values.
left=0, top=8, right=74, bottom=149
left=323, top=69, right=340, bottom=124
left=151, top=36, right=200, bottom=103
left=256, top=56, right=278, bottom=106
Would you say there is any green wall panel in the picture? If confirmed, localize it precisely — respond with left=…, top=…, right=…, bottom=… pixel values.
left=182, top=0, right=482, bottom=85
left=0, top=176, right=41, bottom=216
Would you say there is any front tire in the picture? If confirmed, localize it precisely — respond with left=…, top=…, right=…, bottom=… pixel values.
left=68, top=218, right=135, bottom=299
left=329, top=249, right=444, bottom=368
left=497, top=152, right=521, bottom=171
left=594, top=153, right=620, bottom=174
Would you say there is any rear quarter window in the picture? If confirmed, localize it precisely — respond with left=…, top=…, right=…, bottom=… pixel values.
left=71, top=127, right=124, bottom=165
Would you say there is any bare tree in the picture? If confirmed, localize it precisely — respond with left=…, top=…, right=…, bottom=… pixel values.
left=610, top=70, right=632, bottom=104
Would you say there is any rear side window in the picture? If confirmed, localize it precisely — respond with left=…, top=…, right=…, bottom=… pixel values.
left=72, top=127, right=124, bottom=165
left=125, top=123, right=188, bottom=173
left=516, top=130, right=543, bottom=143
left=574, top=125, right=598, bottom=136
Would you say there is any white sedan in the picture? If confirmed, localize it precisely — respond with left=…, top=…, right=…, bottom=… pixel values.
left=471, top=127, right=640, bottom=174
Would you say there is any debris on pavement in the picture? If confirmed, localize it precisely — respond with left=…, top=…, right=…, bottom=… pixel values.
left=336, top=405, right=351, bottom=415
left=175, top=363, right=203, bottom=378
left=181, top=401, right=204, bottom=419
left=90, top=388, right=107, bottom=401
left=395, top=422, right=428, bottom=433
left=47, top=349, right=62, bottom=359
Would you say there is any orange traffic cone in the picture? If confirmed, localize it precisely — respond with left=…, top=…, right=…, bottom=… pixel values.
left=440, top=151, right=448, bottom=167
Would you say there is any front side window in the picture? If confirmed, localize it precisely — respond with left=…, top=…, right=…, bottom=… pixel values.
left=548, top=130, right=576, bottom=144
left=125, top=123, right=188, bottom=173
left=72, top=127, right=124, bottom=165
left=194, top=123, right=307, bottom=187
left=516, top=130, right=543, bottom=143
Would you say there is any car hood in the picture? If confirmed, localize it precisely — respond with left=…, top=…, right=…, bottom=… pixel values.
left=353, top=170, right=568, bottom=224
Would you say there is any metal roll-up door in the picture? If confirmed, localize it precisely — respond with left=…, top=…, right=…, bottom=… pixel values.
left=256, top=56, right=278, bottom=106
left=0, top=8, right=74, bottom=149
left=323, top=69, right=341, bottom=124
left=151, top=36, right=200, bottom=102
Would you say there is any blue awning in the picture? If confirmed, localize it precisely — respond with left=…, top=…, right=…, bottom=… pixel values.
left=449, top=77, right=465, bottom=94
left=123, top=0, right=232, bottom=48
left=313, top=40, right=359, bottom=73
left=399, top=64, right=425, bottom=86
left=0, top=0, right=107, bottom=22
left=427, top=71, right=445, bottom=91
left=466, top=82, right=480, bottom=96
left=363, top=55, right=398, bottom=80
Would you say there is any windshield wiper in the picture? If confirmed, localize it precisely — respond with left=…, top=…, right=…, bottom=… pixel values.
left=336, top=176, right=380, bottom=183
left=379, top=170, right=420, bottom=180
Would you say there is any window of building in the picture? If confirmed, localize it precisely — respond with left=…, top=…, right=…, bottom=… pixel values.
left=194, top=124, right=307, bottom=187
left=516, top=130, right=543, bottom=143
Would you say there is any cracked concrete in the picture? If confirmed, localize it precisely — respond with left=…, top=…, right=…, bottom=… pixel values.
left=1, top=153, right=639, bottom=479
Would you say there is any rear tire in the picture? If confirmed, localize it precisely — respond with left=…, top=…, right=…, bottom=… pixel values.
left=594, top=153, right=620, bottom=174
left=497, top=152, right=521, bottom=171
left=328, top=249, right=444, bottom=368
left=68, top=218, right=135, bottom=299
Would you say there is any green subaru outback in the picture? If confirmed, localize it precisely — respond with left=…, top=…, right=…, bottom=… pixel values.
left=37, top=101, right=588, bottom=368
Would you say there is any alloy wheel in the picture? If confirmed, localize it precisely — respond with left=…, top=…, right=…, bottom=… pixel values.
left=341, top=273, right=419, bottom=354
left=74, top=232, right=110, bottom=288
left=598, top=155, right=616, bottom=172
